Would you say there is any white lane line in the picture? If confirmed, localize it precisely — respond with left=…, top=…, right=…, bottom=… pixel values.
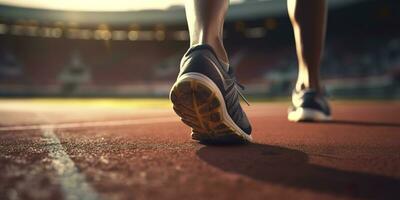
left=43, top=127, right=99, bottom=200
left=0, top=117, right=180, bottom=131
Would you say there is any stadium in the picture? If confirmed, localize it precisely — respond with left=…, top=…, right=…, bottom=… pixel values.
left=0, top=0, right=399, bottom=200
left=0, top=0, right=398, bottom=98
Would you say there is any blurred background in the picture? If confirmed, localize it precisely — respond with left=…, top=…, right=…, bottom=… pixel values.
left=0, top=0, right=398, bottom=99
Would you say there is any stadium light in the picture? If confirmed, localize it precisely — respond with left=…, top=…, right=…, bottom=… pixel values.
left=94, top=30, right=111, bottom=40
left=128, top=30, right=139, bottom=41
left=0, top=0, right=186, bottom=11
left=39, top=27, right=58, bottom=38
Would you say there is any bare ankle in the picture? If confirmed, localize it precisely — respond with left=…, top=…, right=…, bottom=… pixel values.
left=192, top=35, right=228, bottom=64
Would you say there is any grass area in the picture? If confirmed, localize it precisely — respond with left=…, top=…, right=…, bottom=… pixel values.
left=0, top=97, right=397, bottom=110
left=0, top=98, right=173, bottom=109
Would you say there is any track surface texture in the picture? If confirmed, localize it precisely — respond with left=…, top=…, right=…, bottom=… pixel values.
left=0, top=99, right=399, bottom=200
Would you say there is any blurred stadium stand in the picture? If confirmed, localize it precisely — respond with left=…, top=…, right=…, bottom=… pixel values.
left=0, top=0, right=398, bottom=98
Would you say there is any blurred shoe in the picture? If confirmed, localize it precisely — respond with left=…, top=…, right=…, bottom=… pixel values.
left=170, top=44, right=252, bottom=144
left=288, top=89, right=332, bottom=122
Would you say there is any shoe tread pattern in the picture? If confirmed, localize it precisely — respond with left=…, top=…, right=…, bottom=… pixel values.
left=170, top=80, right=247, bottom=144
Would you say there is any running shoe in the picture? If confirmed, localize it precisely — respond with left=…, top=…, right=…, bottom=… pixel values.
left=170, top=44, right=252, bottom=144
left=288, top=89, right=332, bottom=122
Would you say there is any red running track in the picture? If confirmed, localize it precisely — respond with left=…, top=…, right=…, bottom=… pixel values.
left=0, top=101, right=399, bottom=200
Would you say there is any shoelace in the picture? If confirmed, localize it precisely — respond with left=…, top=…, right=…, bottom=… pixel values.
left=228, top=67, right=250, bottom=106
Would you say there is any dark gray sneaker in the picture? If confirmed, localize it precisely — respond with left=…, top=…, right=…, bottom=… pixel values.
left=288, top=89, right=332, bottom=122
left=169, top=45, right=252, bottom=144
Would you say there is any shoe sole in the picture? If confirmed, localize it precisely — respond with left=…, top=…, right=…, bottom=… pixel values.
left=288, top=107, right=332, bottom=122
left=170, top=72, right=252, bottom=144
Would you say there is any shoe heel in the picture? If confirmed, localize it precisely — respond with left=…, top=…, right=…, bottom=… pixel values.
left=288, top=107, right=332, bottom=122
left=170, top=75, right=245, bottom=143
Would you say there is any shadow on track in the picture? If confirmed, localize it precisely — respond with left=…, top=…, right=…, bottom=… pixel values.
left=322, top=120, right=400, bottom=128
left=196, top=144, right=400, bottom=199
